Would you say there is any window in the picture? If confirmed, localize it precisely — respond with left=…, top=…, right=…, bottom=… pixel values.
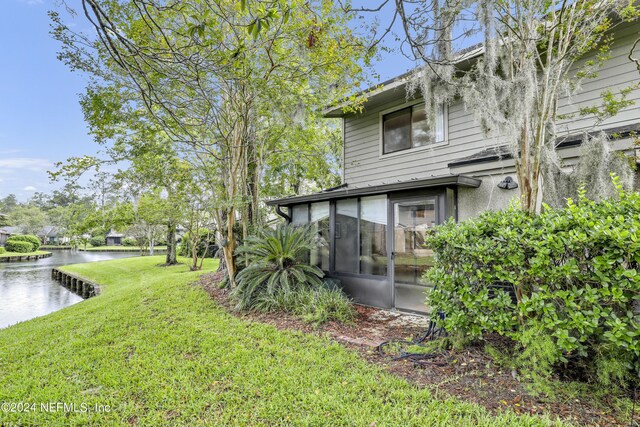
left=291, top=204, right=309, bottom=225
left=335, top=199, right=359, bottom=274
left=360, top=196, right=387, bottom=276
left=383, top=103, right=445, bottom=154
left=310, top=202, right=330, bottom=271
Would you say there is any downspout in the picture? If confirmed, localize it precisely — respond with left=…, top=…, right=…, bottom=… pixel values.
left=275, top=205, right=291, bottom=223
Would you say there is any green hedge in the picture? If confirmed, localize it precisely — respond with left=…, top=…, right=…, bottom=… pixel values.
left=0, top=247, right=6, bottom=254
left=122, top=237, right=137, bottom=247
left=90, top=236, right=105, bottom=247
left=6, top=240, right=34, bottom=253
left=425, top=186, right=640, bottom=382
left=7, top=235, right=40, bottom=251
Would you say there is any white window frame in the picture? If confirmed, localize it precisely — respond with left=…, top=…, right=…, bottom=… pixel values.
left=378, top=100, right=448, bottom=159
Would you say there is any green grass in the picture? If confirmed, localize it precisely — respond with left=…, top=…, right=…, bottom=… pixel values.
left=0, top=257, right=565, bottom=426
left=80, top=245, right=168, bottom=251
left=0, top=250, right=50, bottom=258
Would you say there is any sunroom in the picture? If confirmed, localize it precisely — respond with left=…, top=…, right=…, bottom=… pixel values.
left=267, top=175, right=481, bottom=314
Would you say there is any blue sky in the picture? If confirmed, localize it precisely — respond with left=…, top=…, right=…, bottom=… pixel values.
left=0, top=0, right=414, bottom=201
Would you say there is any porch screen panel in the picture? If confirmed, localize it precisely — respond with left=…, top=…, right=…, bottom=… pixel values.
left=310, top=202, right=330, bottom=271
left=335, top=199, right=358, bottom=273
left=360, top=195, right=387, bottom=276
left=291, top=204, right=309, bottom=225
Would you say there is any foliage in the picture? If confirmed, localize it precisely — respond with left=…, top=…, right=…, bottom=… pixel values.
left=51, top=0, right=373, bottom=286
left=426, top=186, right=640, bottom=386
left=0, top=256, right=561, bottom=426
left=7, top=235, right=41, bottom=251
left=178, top=229, right=216, bottom=258
left=252, top=283, right=356, bottom=326
left=231, top=225, right=324, bottom=312
left=0, top=247, right=6, bottom=255
left=122, top=237, right=137, bottom=247
left=90, top=236, right=106, bottom=247
left=5, top=240, right=34, bottom=253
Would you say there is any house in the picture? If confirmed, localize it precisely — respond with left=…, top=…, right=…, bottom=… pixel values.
left=0, top=229, right=9, bottom=246
left=105, top=230, right=124, bottom=246
left=267, top=23, right=640, bottom=314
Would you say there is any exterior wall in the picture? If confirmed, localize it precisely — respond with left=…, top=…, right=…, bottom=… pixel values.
left=457, top=172, right=521, bottom=222
left=343, top=24, right=639, bottom=193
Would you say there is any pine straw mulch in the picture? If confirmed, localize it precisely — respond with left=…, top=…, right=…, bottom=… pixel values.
left=197, top=272, right=637, bottom=427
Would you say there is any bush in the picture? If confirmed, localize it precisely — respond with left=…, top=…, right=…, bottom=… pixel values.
left=179, top=229, right=216, bottom=257
left=253, top=282, right=356, bottom=326
left=6, top=240, right=34, bottom=253
left=231, top=224, right=353, bottom=325
left=90, top=236, right=105, bottom=247
left=7, top=235, right=41, bottom=251
left=425, top=185, right=640, bottom=386
left=122, top=237, right=137, bottom=247
left=0, top=247, right=6, bottom=254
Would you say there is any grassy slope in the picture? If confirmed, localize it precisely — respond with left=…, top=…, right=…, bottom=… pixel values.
left=0, top=257, right=564, bottom=426
left=0, top=250, right=50, bottom=258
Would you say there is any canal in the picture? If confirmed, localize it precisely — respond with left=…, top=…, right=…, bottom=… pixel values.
left=0, top=251, right=136, bottom=329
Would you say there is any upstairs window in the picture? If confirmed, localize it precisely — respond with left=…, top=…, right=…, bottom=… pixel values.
left=382, top=103, right=445, bottom=154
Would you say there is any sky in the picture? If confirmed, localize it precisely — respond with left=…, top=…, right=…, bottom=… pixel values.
left=0, top=0, right=415, bottom=202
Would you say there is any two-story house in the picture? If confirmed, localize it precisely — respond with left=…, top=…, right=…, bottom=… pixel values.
left=267, top=22, right=640, bottom=314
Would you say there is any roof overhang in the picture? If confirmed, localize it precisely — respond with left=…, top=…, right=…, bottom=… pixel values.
left=266, top=174, right=482, bottom=207
left=323, top=45, right=484, bottom=118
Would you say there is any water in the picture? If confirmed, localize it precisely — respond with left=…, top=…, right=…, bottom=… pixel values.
left=0, top=251, right=136, bottom=329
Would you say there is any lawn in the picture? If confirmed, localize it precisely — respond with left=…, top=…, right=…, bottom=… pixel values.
left=79, top=245, right=168, bottom=252
left=0, top=250, right=50, bottom=258
left=0, top=257, right=563, bottom=426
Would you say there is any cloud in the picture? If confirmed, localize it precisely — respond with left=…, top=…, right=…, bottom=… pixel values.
left=19, top=0, right=44, bottom=5
left=0, top=158, right=52, bottom=174
left=23, top=186, right=37, bottom=192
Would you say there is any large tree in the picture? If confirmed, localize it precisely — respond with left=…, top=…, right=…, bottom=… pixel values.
left=52, top=0, right=372, bottom=284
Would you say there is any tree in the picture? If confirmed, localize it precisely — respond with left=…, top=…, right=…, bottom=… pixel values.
left=348, top=0, right=638, bottom=213
left=52, top=0, right=372, bottom=284
left=9, top=205, right=48, bottom=235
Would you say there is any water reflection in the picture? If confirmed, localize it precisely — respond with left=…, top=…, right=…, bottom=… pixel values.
left=0, top=251, right=136, bottom=329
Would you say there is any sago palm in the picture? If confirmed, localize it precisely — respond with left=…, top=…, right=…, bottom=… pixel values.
left=231, top=224, right=324, bottom=310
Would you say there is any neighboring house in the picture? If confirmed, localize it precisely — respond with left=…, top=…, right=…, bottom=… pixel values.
left=39, top=226, right=58, bottom=245
left=0, top=229, right=9, bottom=246
left=267, top=23, right=640, bottom=314
left=106, top=230, right=124, bottom=246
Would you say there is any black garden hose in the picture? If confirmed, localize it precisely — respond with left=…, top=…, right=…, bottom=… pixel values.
left=377, top=311, right=449, bottom=366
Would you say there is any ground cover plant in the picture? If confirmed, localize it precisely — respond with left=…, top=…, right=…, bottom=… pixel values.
left=0, top=250, right=49, bottom=258
left=0, top=256, right=563, bottom=426
left=425, top=184, right=640, bottom=393
left=232, top=224, right=355, bottom=325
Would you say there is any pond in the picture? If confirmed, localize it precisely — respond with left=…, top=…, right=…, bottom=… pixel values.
left=0, top=251, right=136, bottom=329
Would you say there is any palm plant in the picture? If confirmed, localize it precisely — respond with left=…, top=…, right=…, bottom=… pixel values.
left=231, top=224, right=324, bottom=310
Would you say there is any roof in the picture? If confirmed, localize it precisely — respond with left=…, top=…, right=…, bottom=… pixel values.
left=448, top=123, right=640, bottom=168
left=323, top=45, right=484, bottom=118
left=106, top=230, right=125, bottom=238
left=265, top=174, right=481, bottom=206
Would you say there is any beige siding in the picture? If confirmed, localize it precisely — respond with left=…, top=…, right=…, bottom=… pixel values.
left=343, top=26, right=640, bottom=189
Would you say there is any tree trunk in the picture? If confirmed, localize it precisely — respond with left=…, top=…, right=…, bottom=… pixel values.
left=165, top=222, right=177, bottom=265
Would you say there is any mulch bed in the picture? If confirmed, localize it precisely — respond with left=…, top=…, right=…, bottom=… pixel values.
left=197, top=272, right=637, bottom=427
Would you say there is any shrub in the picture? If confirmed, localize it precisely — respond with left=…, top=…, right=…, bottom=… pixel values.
left=232, top=224, right=323, bottom=310
left=179, top=229, right=216, bottom=257
left=7, top=235, right=41, bottom=251
left=6, top=240, right=34, bottom=253
left=122, top=237, right=137, bottom=247
left=0, top=247, right=6, bottom=254
left=425, top=185, right=640, bottom=386
left=252, top=282, right=356, bottom=325
left=90, top=236, right=105, bottom=247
